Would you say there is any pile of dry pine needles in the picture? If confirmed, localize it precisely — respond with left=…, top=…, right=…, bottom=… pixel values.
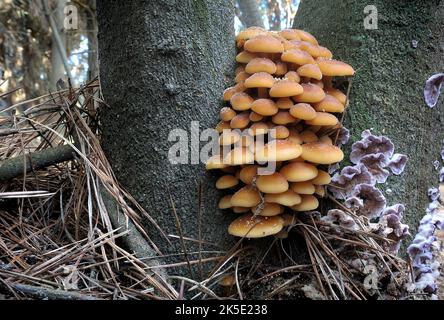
left=0, top=79, right=413, bottom=300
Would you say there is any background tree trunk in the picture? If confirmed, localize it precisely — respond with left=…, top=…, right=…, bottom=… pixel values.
left=96, top=0, right=235, bottom=278
left=49, top=0, right=68, bottom=89
left=294, top=0, right=444, bottom=234
left=237, top=0, right=264, bottom=28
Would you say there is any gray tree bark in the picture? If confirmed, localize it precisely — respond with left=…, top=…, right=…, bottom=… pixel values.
left=294, top=1, right=444, bottom=235
left=237, top=0, right=264, bottom=28
left=96, top=0, right=236, bottom=278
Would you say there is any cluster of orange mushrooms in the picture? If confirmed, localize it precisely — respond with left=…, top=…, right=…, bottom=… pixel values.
left=206, top=27, right=354, bottom=239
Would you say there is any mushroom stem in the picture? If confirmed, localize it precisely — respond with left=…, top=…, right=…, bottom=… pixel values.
left=323, top=76, right=333, bottom=88
left=258, top=87, right=268, bottom=99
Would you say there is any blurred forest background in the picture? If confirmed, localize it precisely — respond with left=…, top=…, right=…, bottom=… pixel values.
left=0, top=0, right=299, bottom=113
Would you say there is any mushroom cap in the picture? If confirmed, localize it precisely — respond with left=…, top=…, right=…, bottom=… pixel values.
left=230, top=112, right=250, bottom=129
left=248, top=122, right=269, bottom=136
left=271, top=111, right=297, bottom=125
left=231, top=186, right=261, bottom=207
left=270, top=125, right=290, bottom=139
left=249, top=111, right=264, bottom=122
left=245, top=58, right=277, bottom=74
left=284, top=71, right=301, bottom=83
left=275, top=61, right=288, bottom=76
left=230, top=92, right=254, bottom=111
left=279, top=29, right=302, bottom=41
left=219, top=129, right=241, bottom=145
left=234, top=81, right=246, bottom=93
left=239, top=165, right=259, bottom=184
left=236, top=51, right=258, bottom=64
left=235, top=71, right=250, bottom=83
left=291, top=195, right=319, bottom=211
left=218, top=195, right=233, bottom=209
left=325, top=88, right=347, bottom=104
left=206, top=154, right=229, bottom=170
left=228, top=213, right=284, bottom=238
left=293, top=83, right=326, bottom=103
left=305, top=112, right=339, bottom=126
left=287, top=129, right=303, bottom=144
left=276, top=97, right=294, bottom=110
left=290, top=103, right=317, bottom=120
left=313, top=95, right=345, bottom=113
left=280, top=162, right=319, bottom=182
left=220, top=107, right=236, bottom=122
left=244, top=35, right=285, bottom=53
left=301, top=142, right=344, bottom=164
left=311, top=170, right=331, bottom=185
left=317, top=46, right=333, bottom=59
left=256, top=172, right=289, bottom=194
left=236, top=26, right=268, bottom=41
left=255, top=139, right=302, bottom=162
left=216, top=175, right=239, bottom=189
left=295, top=29, right=318, bottom=45
left=244, top=72, right=276, bottom=88
left=311, top=79, right=324, bottom=89
left=219, top=274, right=236, bottom=287
left=251, top=99, right=279, bottom=116
left=299, top=41, right=322, bottom=57
left=281, top=49, right=315, bottom=65
left=232, top=206, right=250, bottom=213
left=300, top=130, right=319, bottom=143
left=223, top=87, right=237, bottom=101
left=291, top=181, right=316, bottom=194
left=235, top=65, right=245, bottom=75
left=265, top=189, right=302, bottom=206
left=252, top=202, right=284, bottom=216
left=314, top=185, right=326, bottom=197
left=269, top=79, right=304, bottom=97
left=216, top=121, right=231, bottom=133
left=319, top=135, right=333, bottom=145
left=317, top=58, right=355, bottom=76
left=224, top=147, right=255, bottom=165
left=297, top=64, right=322, bottom=80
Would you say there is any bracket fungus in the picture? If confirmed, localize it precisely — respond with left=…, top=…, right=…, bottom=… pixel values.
left=206, top=27, right=354, bottom=238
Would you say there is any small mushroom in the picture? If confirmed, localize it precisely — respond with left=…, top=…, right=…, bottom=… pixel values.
left=269, top=79, right=304, bottom=98
left=256, top=172, right=289, bottom=194
left=317, top=58, right=355, bottom=76
left=251, top=99, right=279, bottom=116
left=255, top=139, right=302, bottom=162
left=245, top=58, right=277, bottom=74
left=280, top=162, right=319, bottom=182
left=228, top=213, right=284, bottom=238
left=301, top=142, right=344, bottom=164
left=290, top=103, right=317, bottom=120
left=244, top=35, right=284, bottom=53
left=265, top=189, right=302, bottom=206
left=216, top=175, right=239, bottom=189
left=231, top=186, right=261, bottom=207
left=293, top=83, right=326, bottom=103
left=292, top=195, right=319, bottom=211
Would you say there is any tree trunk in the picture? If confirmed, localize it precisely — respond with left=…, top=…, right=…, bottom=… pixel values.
left=294, top=0, right=444, bottom=234
left=96, top=0, right=235, bottom=278
left=237, top=0, right=264, bottom=28
left=46, top=0, right=70, bottom=89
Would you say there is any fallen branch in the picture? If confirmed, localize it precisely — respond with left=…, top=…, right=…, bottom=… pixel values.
left=7, top=283, right=101, bottom=300
left=0, top=144, right=75, bottom=182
